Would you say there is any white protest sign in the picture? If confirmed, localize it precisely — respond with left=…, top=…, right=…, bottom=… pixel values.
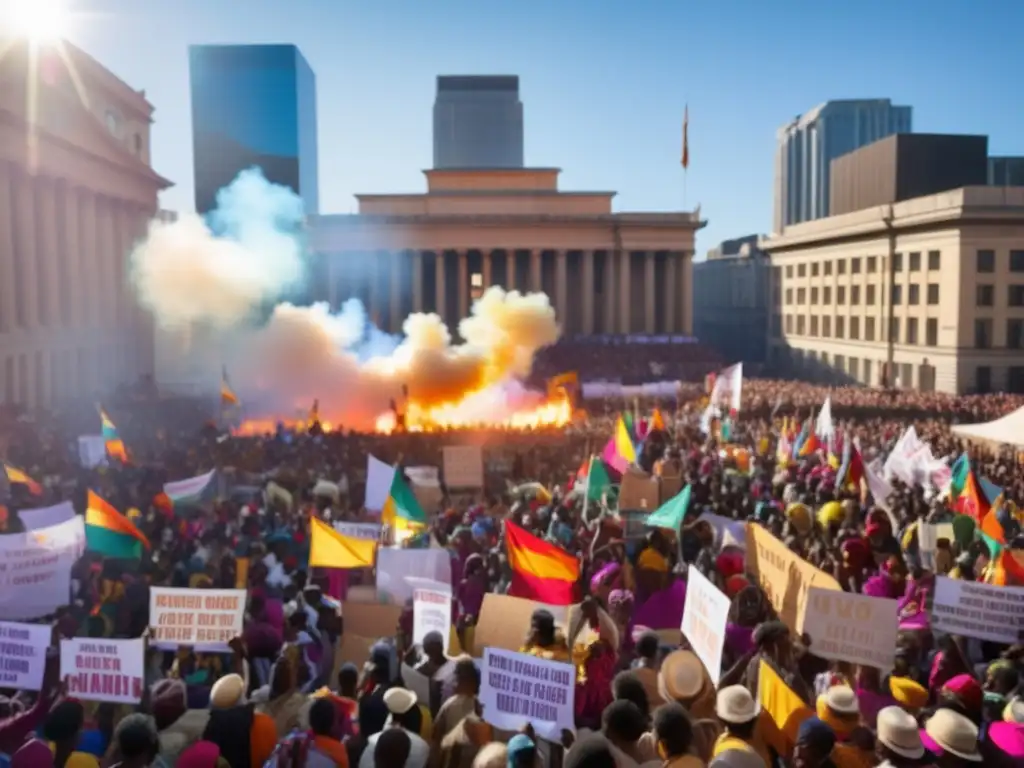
left=917, top=523, right=955, bottom=571
left=0, top=516, right=85, bottom=620
left=410, top=578, right=452, bottom=653
left=443, top=445, right=484, bottom=488
left=802, top=587, right=899, bottom=668
left=149, top=587, right=246, bottom=652
left=365, top=455, right=395, bottom=512
left=333, top=522, right=382, bottom=541
left=0, top=621, right=50, bottom=691
left=77, top=435, right=106, bottom=468
left=60, top=638, right=144, bottom=704
left=480, top=647, right=575, bottom=741
left=376, top=548, right=451, bottom=605
left=932, top=577, right=1024, bottom=645
left=680, top=566, right=731, bottom=684
left=18, top=501, right=75, bottom=531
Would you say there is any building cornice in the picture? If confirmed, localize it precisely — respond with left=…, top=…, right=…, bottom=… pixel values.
left=311, top=212, right=706, bottom=228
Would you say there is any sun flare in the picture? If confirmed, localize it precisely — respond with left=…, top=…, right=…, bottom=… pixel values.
left=4, top=0, right=69, bottom=42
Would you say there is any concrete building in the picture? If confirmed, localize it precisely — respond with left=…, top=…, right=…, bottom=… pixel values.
left=764, top=186, right=1024, bottom=395
left=433, top=76, right=524, bottom=169
left=308, top=168, right=703, bottom=336
left=189, top=44, right=318, bottom=214
left=773, top=99, right=912, bottom=232
left=989, top=156, right=1024, bottom=187
left=693, top=236, right=771, bottom=364
left=0, top=40, right=171, bottom=409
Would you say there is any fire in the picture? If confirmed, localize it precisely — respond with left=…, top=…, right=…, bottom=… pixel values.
left=234, top=419, right=335, bottom=436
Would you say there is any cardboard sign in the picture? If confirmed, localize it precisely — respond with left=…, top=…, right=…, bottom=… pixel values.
left=619, top=467, right=660, bottom=511
left=680, top=566, right=731, bottom=684
left=412, top=580, right=452, bottom=654
left=802, top=587, right=899, bottom=668
left=0, top=516, right=85, bottom=620
left=149, top=587, right=246, bottom=652
left=932, top=577, right=1024, bottom=645
left=61, top=638, right=144, bottom=704
left=0, top=621, right=50, bottom=691
left=473, top=594, right=569, bottom=656
left=442, top=445, right=484, bottom=488
left=745, top=524, right=841, bottom=633
left=480, top=647, right=575, bottom=741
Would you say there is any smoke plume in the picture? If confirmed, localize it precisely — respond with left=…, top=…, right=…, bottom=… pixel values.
left=131, top=169, right=560, bottom=427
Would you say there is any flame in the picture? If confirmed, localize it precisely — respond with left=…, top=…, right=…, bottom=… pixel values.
left=234, top=419, right=336, bottom=436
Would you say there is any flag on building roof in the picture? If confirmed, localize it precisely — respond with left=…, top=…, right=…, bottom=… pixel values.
left=3, top=464, right=42, bottom=496
left=308, top=517, right=376, bottom=569
left=505, top=521, right=579, bottom=605
left=86, top=490, right=150, bottom=558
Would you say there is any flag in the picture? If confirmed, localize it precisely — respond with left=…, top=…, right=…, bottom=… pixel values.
left=505, top=521, right=579, bottom=605
left=86, top=490, right=150, bottom=558
left=645, top=484, right=691, bottom=531
left=98, top=407, right=118, bottom=440
left=681, top=105, right=690, bottom=170
left=3, top=464, right=42, bottom=495
left=600, top=437, right=628, bottom=477
left=584, top=456, right=612, bottom=502
left=955, top=469, right=990, bottom=524
left=614, top=416, right=637, bottom=464
left=948, top=453, right=970, bottom=499
left=381, top=470, right=427, bottom=527
left=834, top=439, right=864, bottom=492
left=105, top=439, right=129, bottom=463
left=221, top=367, right=239, bottom=406
left=650, top=408, right=666, bottom=432
left=816, top=397, right=834, bottom=441
left=709, top=362, right=743, bottom=415
left=757, top=659, right=813, bottom=758
left=308, top=517, right=376, bottom=569
left=985, top=541, right=1024, bottom=586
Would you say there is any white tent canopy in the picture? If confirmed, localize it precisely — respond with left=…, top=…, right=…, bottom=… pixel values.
left=951, top=405, right=1024, bottom=447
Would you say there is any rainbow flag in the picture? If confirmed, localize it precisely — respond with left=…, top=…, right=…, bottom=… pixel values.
left=97, top=406, right=129, bottom=463
left=955, top=469, right=990, bottom=524
left=98, top=407, right=118, bottom=440
left=86, top=490, right=150, bottom=558
left=3, top=464, right=42, bottom=495
left=986, top=547, right=1024, bottom=586
left=382, top=470, right=426, bottom=528
left=505, top=521, right=579, bottom=605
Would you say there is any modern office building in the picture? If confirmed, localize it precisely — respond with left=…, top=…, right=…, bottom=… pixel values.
left=773, top=99, right=912, bottom=232
left=0, top=40, right=171, bottom=408
left=189, top=44, right=318, bottom=215
left=433, top=76, right=524, bottom=169
left=693, top=236, right=771, bottom=365
left=989, top=156, right=1024, bottom=187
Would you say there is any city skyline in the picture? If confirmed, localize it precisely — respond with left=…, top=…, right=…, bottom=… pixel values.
left=55, top=0, right=1024, bottom=251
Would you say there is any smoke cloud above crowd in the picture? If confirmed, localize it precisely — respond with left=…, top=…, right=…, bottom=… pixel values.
left=130, top=169, right=561, bottom=427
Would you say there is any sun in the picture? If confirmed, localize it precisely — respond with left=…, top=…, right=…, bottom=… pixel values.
left=4, top=0, right=69, bottom=43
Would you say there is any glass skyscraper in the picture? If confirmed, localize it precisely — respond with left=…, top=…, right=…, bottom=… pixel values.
left=433, top=76, right=524, bottom=169
left=189, top=44, right=319, bottom=215
left=773, top=99, right=912, bottom=232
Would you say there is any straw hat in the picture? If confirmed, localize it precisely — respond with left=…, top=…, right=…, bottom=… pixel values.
left=658, top=650, right=706, bottom=701
left=822, top=685, right=859, bottom=715
left=209, top=674, right=246, bottom=709
left=383, top=687, right=417, bottom=715
left=716, top=685, right=761, bottom=724
left=876, top=706, right=924, bottom=760
left=922, top=709, right=982, bottom=761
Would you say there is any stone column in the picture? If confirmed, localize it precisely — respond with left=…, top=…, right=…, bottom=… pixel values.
left=618, top=250, right=631, bottom=334
left=411, top=250, right=423, bottom=312
left=62, top=183, right=81, bottom=328
left=481, top=250, right=492, bottom=291
left=664, top=255, right=677, bottom=333
left=457, top=249, right=469, bottom=318
left=505, top=250, right=516, bottom=291
left=13, top=172, right=38, bottom=330
left=78, top=191, right=97, bottom=329
left=530, top=249, right=542, bottom=292
left=555, top=250, right=568, bottom=325
left=603, top=250, right=615, bottom=333
left=683, top=252, right=694, bottom=334
left=644, top=252, right=655, bottom=333
left=0, top=168, right=16, bottom=334
left=434, top=251, right=446, bottom=321
left=581, top=251, right=595, bottom=334
left=36, top=178, right=58, bottom=329
left=389, top=251, right=402, bottom=333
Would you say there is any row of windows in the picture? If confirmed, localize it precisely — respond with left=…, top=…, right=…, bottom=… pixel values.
left=784, top=315, right=940, bottom=346
left=785, top=283, right=945, bottom=307
left=783, top=250, right=943, bottom=280
left=976, top=284, right=1024, bottom=307
left=974, top=319, right=1024, bottom=349
left=976, top=249, right=1024, bottom=273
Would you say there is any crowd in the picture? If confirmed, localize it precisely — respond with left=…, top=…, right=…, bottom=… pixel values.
left=0, top=372, right=1022, bottom=768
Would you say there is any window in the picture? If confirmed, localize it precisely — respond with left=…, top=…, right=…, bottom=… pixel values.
left=797, top=288, right=806, bottom=304
left=824, top=261, right=833, bottom=276
left=797, top=316, right=806, bottom=335
left=811, top=262, right=819, bottom=277
left=908, top=284, right=920, bottom=305
left=823, top=316, right=831, bottom=337
left=851, top=257, right=862, bottom=274
left=893, top=252, right=903, bottom=271
left=797, top=264, right=806, bottom=278
left=1010, top=285, right=1024, bottom=307
left=850, top=317, right=860, bottom=339
left=811, top=287, right=819, bottom=305
left=823, top=287, right=832, bottom=304
left=977, top=285, right=994, bottom=307
left=927, top=284, right=939, bottom=305
left=909, top=252, right=921, bottom=271
left=785, top=315, right=793, bottom=334
left=889, top=317, right=900, bottom=342
left=134, top=133, right=143, bottom=156
left=975, top=319, right=993, bottom=348
left=867, top=256, right=878, bottom=273
left=836, top=316, right=845, bottom=338
left=848, top=357, right=859, bottom=379
left=866, top=317, right=876, bottom=341
left=907, top=318, right=918, bottom=345
left=786, top=265, right=793, bottom=278
left=926, top=318, right=938, bottom=346
left=810, top=316, right=819, bottom=336
left=977, top=250, right=995, bottom=273
left=837, top=286, right=846, bottom=304
left=977, top=366, right=992, bottom=393
left=785, top=288, right=793, bottom=304
left=891, top=284, right=902, bottom=304
left=851, top=286, right=860, bottom=305
left=470, top=272, right=483, bottom=288
left=1012, top=251, right=1024, bottom=272
left=837, top=259, right=846, bottom=275
left=866, top=285, right=876, bottom=305
left=928, top=250, right=941, bottom=270
left=1009, top=319, right=1024, bottom=349
left=863, top=359, right=873, bottom=385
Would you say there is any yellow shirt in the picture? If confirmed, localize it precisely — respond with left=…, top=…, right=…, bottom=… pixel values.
left=713, top=733, right=771, bottom=768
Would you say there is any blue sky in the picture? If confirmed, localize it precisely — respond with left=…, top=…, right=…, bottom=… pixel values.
left=66, top=0, right=1022, bottom=254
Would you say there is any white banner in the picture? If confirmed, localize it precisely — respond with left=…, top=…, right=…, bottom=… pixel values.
left=680, top=566, right=731, bottom=685
left=333, top=522, right=382, bottom=541
left=0, top=621, right=51, bottom=691
left=376, top=548, right=451, bottom=605
left=803, top=587, right=899, bottom=668
left=61, top=638, right=144, bottom=704
left=932, top=577, right=1024, bottom=645
left=149, top=588, right=246, bottom=652
left=18, top=501, right=75, bottom=531
left=411, top=579, right=452, bottom=654
left=480, top=647, right=575, bottom=741
left=443, top=445, right=484, bottom=488
left=77, top=435, right=107, bottom=468
left=0, top=517, right=85, bottom=620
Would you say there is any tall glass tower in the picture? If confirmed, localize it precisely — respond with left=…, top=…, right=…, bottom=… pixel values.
left=433, top=76, right=524, bottom=169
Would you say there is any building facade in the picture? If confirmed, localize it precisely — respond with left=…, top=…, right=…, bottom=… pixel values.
left=189, top=44, right=318, bottom=214
left=773, top=99, right=912, bottom=232
left=989, top=156, right=1024, bottom=187
left=433, top=76, right=524, bottom=169
left=693, top=236, right=771, bottom=364
left=764, top=187, right=1024, bottom=394
left=308, top=168, right=702, bottom=336
left=0, top=40, right=171, bottom=409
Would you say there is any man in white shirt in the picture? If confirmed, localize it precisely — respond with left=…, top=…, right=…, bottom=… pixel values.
left=358, top=688, right=429, bottom=768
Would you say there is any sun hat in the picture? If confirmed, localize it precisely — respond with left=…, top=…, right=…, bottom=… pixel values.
left=658, top=650, right=706, bottom=701
left=383, top=687, right=417, bottom=715
left=921, top=708, right=982, bottom=761
left=716, top=685, right=761, bottom=724
left=875, top=706, right=925, bottom=760
left=822, top=685, right=860, bottom=715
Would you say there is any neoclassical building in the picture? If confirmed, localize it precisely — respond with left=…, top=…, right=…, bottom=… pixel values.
left=308, top=168, right=704, bottom=335
left=0, top=40, right=170, bottom=409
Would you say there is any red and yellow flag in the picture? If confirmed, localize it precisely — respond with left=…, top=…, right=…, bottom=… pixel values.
left=86, top=490, right=151, bottom=550
left=505, top=521, right=579, bottom=605
left=955, top=470, right=990, bottom=524
left=3, top=464, right=42, bottom=495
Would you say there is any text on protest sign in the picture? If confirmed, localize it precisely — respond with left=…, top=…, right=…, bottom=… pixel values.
left=60, top=638, right=144, bottom=704
left=333, top=522, right=382, bottom=542
left=802, top=587, right=899, bottom=668
left=0, top=517, right=85, bottom=620
left=932, top=577, right=1024, bottom=645
left=0, top=621, right=50, bottom=691
left=480, top=647, right=575, bottom=741
left=680, top=566, right=731, bottom=685
left=149, top=587, right=246, bottom=651
left=413, top=582, right=452, bottom=653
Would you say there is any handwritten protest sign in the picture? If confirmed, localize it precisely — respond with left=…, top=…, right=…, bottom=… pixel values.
left=480, top=647, right=575, bottom=741
left=149, top=587, right=246, bottom=652
left=932, top=577, right=1024, bottom=645
left=0, top=621, right=50, bottom=691
left=0, top=516, right=85, bottom=620
left=411, top=579, right=452, bottom=653
left=61, top=638, right=144, bottom=704
left=802, top=587, right=899, bottom=668
left=680, top=566, right=731, bottom=684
